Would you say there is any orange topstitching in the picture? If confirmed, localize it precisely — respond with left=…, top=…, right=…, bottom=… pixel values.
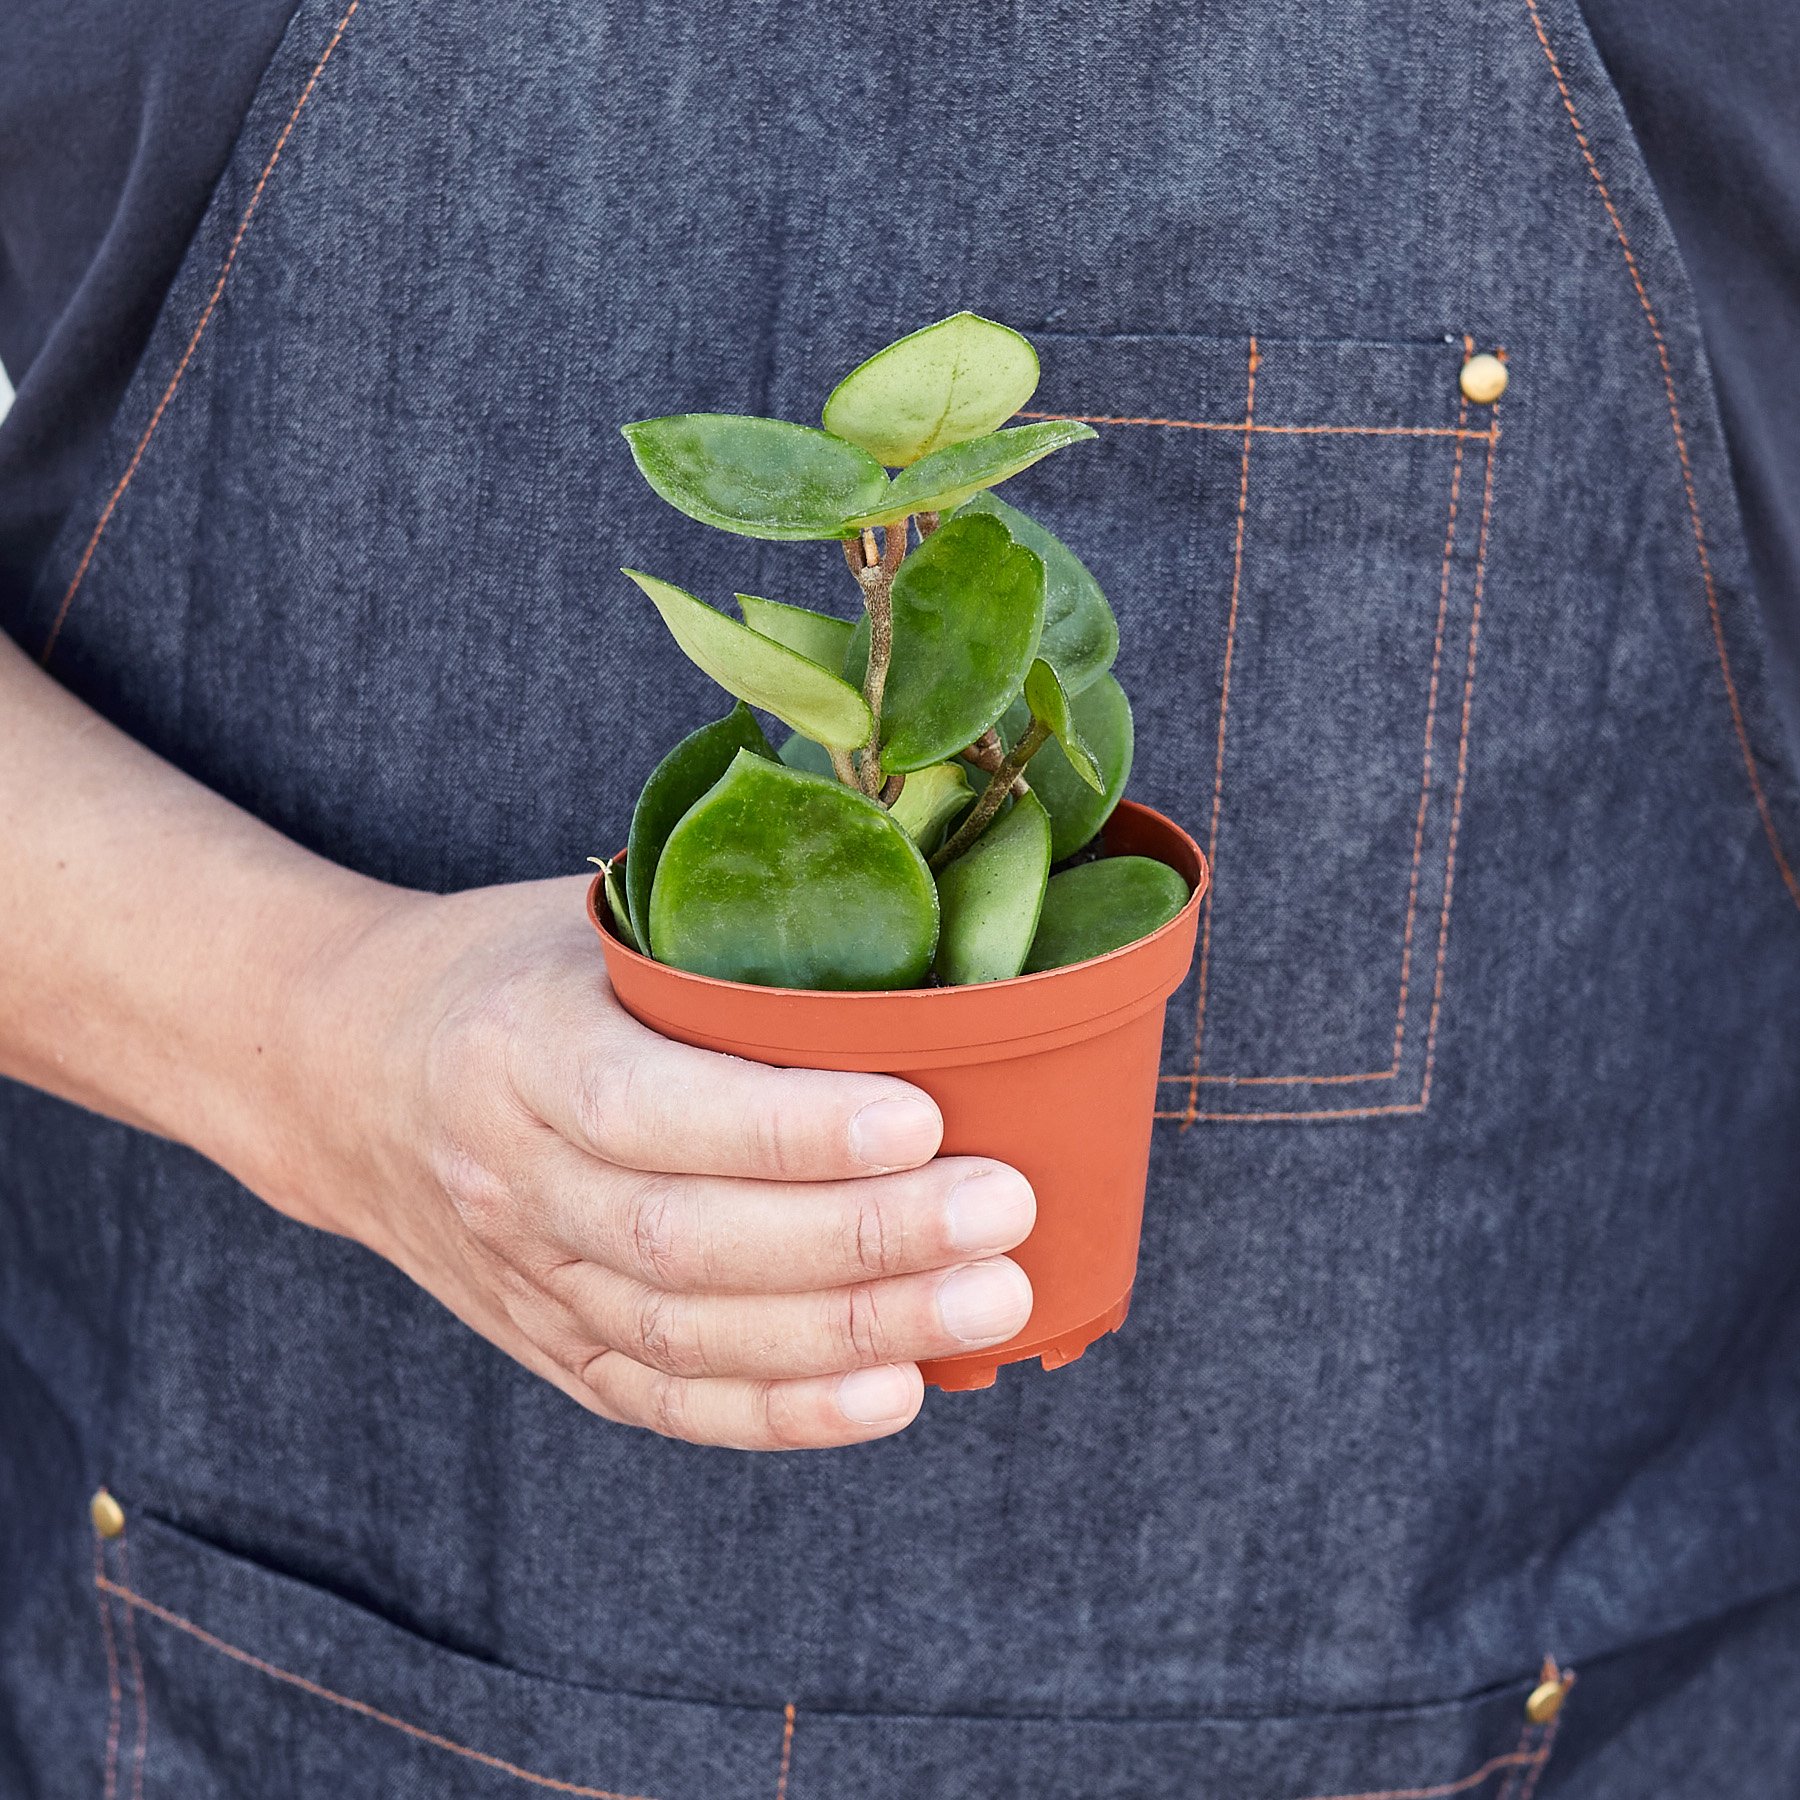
left=93, top=1539, right=123, bottom=1800
left=1520, top=0, right=1800, bottom=912
left=37, top=0, right=363, bottom=666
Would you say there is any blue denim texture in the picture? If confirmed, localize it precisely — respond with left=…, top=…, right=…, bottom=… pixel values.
left=4, top=0, right=1799, bottom=1793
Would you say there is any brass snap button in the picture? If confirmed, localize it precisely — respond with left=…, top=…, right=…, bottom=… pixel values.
left=1525, top=1673, right=1568, bottom=1724
left=89, top=1488, right=126, bottom=1539
left=1460, top=352, right=1508, bottom=405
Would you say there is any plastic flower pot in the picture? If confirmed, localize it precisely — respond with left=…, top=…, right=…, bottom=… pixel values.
left=586, top=799, right=1208, bottom=1391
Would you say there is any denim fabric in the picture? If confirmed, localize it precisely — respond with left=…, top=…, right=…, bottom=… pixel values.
left=4, top=0, right=1800, bottom=1793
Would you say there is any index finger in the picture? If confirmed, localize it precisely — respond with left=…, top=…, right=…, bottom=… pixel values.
left=514, top=995, right=944, bottom=1181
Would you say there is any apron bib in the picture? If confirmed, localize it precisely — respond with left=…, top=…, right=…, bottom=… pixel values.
left=5, top=0, right=1799, bottom=1792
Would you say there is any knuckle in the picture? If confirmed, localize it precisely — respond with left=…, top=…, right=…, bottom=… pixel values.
left=430, top=1141, right=521, bottom=1253
left=643, top=1374, right=696, bottom=1444
left=631, top=1285, right=707, bottom=1377
left=621, top=1174, right=693, bottom=1288
left=573, top=1054, right=649, bottom=1164
left=849, top=1192, right=898, bottom=1277
left=742, top=1094, right=813, bottom=1181
left=834, top=1281, right=890, bottom=1368
left=749, top=1383, right=815, bottom=1452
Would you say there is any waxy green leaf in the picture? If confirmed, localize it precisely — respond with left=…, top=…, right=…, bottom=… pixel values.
left=625, top=569, right=873, bottom=750
left=873, top=512, right=1044, bottom=774
left=1023, top=855, right=1190, bottom=974
left=1002, top=672, right=1133, bottom=861
left=888, top=761, right=974, bottom=852
left=822, top=313, right=1040, bottom=468
left=588, top=856, right=641, bottom=952
left=933, top=790, right=1052, bottom=985
left=626, top=702, right=772, bottom=948
left=848, top=419, right=1097, bottom=526
left=621, top=415, right=889, bottom=540
left=1023, top=658, right=1104, bottom=792
left=735, top=594, right=856, bottom=670
left=957, top=493, right=1117, bottom=694
left=777, top=731, right=837, bottom=779
left=650, top=752, right=939, bottom=990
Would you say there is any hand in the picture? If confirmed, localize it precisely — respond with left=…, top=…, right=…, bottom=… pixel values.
left=260, top=876, right=1036, bottom=1450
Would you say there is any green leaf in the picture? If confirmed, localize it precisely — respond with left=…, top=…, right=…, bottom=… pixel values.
left=650, top=752, right=939, bottom=990
left=848, top=420, right=1097, bottom=526
left=1023, top=658, right=1104, bottom=792
left=1002, top=672, right=1134, bottom=861
left=1023, top=855, right=1191, bottom=974
left=776, top=731, right=838, bottom=778
left=888, top=761, right=974, bottom=853
left=956, top=493, right=1117, bottom=694
left=621, top=415, right=889, bottom=540
left=624, top=569, right=873, bottom=750
left=822, top=313, right=1040, bottom=467
left=933, top=790, right=1052, bottom=985
left=872, top=512, right=1044, bottom=774
left=626, top=703, right=772, bottom=947
left=735, top=594, right=856, bottom=670
left=588, top=856, right=641, bottom=952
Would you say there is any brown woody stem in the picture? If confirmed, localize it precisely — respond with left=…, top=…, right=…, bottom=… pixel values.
left=878, top=771, right=907, bottom=806
left=929, top=720, right=1050, bottom=871
left=849, top=517, right=909, bottom=796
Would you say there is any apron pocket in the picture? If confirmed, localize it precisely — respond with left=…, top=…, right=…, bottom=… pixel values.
left=95, top=1504, right=1567, bottom=1799
left=1014, top=330, right=1502, bottom=1123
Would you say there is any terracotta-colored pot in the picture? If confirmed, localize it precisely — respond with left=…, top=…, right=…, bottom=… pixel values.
left=586, top=800, right=1207, bottom=1391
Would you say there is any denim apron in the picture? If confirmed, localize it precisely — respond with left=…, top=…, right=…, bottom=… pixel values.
left=5, top=0, right=1800, bottom=1792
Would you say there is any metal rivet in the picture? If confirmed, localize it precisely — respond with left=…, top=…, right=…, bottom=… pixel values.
left=1460, top=352, right=1508, bottom=405
left=89, top=1488, right=126, bottom=1539
left=1525, top=1676, right=1567, bottom=1724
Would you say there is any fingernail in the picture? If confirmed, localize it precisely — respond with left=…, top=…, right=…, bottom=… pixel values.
left=937, top=1260, right=1033, bottom=1345
left=849, top=1095, right=941, bottom=1170
left=946, top=1168, right=1036, bottom=1254
left=837, top=1364, right=918, bottom=1425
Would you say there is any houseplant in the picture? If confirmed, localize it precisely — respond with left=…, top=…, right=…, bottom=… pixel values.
left=588, top=313, right=1207, bottom=1389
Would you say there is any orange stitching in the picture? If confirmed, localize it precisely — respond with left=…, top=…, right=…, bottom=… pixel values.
left=1180, top=336, right=1258, bottom=1125
left=37, top=0, right=362, bottom=666
left=1417, top=418, right=1499, bottom=1109
left=1161, top=1101, right=1427, bottom=1124
left=94, top=1539, right=122, bottom=1800
left=94, top=1577, right=658, bottom=1800
left=1288, top=1744, right=1539, bottom=1800
left=114, top=1540, right=149, bottom=1800
left=1180, top=397, right=1480, bottom=1090
left=1021, top=411, right=1485, bottom=441
left=1521, top=0, right=1800, bottom=912
left=1511, top=1711, right=1563, bottom=1800
left=775, top=1702, right=795, bottom=1799
left=1158, top=409, right=1499, bottom=1126
left=1390, top=382, right=1472, bottom=1072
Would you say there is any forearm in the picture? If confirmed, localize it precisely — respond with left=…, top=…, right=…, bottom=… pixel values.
left=0, top=631, right=398, bottom=1194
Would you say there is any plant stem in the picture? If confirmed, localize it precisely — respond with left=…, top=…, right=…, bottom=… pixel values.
left=929, top=719, right=1050, bottom=871
left=849, top=517, right=908, bottom=797
left=960, top=727, right=1004, bottom=775
left=916, top=510, right=941, bottom=539
left=828, top=746, right=861, bottom=788
left=879, top=771, right=906, bottom=806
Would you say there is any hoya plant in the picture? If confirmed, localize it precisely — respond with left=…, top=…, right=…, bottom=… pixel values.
left=593, top=313, right=1190, bottom=990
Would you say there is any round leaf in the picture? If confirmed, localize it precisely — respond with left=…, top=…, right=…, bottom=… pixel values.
left=875, top=512, right=1045, bottom=774
left=626, top=703, right=773, bottom=947
left=736, top=594, right=856, bottom=670
left=650, top=752, right=939, bottom=990
left=1023, top=855, right=1190, bottom=974
left=933, top=790, right=1052, bottom=985
left=888, top=761, right=974, bottom=852
left=625, top=569, right=873, bottom=750
left=822, top=313, right=1040, bottom=468
left=777, top=730, right=838, bottom=778
left=621, top=415, right=889, bottom=540
left=849, top=420, right=1097, bottom=526
left=1002, top=672, right=1134, bottom=861
left=1023, top=658, right=1104, bottom=792
left=956, top=493, right=1117, bottom=694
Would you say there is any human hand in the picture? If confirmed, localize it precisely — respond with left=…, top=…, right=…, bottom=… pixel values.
left=259, top=876, right=1035, bottom=1449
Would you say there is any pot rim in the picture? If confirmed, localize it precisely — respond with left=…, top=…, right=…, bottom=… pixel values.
left=586, top=798, right=1208, bottom=1003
